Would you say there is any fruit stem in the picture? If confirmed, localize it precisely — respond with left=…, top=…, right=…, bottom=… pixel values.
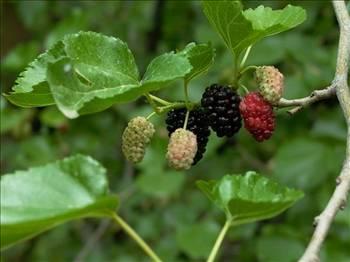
left=239, top=65, right=258, bottom=77
left=232, top=56, right=240, bottom=88
left=207, top=220, right=231, bottom=262
left=239, top=45, right=252, bottom=69
left=146, top=111, right=156, bottom=120
left=183, top=110, right=190, bottom=129
left=145, top=93, right=160, bottom=114
left=111, top=213, right=163, bottom=262
left=148, top=94, right=172, bottom=106
left=240, top=84, right=250, bottom=95
left=184, top=80, right=190, bottom=109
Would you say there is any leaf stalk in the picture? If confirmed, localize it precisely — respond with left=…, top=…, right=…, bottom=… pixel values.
left=111, top=213, right=163, bottom=262
left=207, top=220, right=231, bottom=262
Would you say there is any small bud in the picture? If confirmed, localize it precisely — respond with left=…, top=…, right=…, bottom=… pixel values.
left=122, top=117, right=155, bottom=163
left=256, top=66, right=284, bottom=105
left=166, top=128, right=197, bottom=170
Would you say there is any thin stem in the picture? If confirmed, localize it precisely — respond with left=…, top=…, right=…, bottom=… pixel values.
left=183, top=110, right=190, bottom=129
left=148, top=94, right=171, bottom=106
left=240, top=45, right=252, bottom=69
left=146, top=111, right=156, bottom=120
left=232, top=56, right=240, bottom=88
left=157, top=101, right=199, bottom=114
left=239, top=65, right=258, bottom=77
left=240, top=84, right=249, bottom=95
left=111, top=214, right=162, bottom=262
left=207, top=220, right=231, bottom=262
left=145, top=93, right=160, bottom=114
left=184, top=80, right=190, bottom=109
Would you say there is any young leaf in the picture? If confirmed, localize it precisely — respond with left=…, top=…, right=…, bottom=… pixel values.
left=196, top=171, right=303, bottom=226
left=46, top=32, right=142, bottom=118
left=0, top=154, right=118, bottom=250
left=4, top=41, right=65, bottom=107
left=12, top=41, right=65, bottom=93
left=4, top=82, right=55, bottom=107
left=179, top=42, right=215, bottom=82
left=6, top=31, right=194, bottom=117
left=202, top=1, right=306, bottom=57
left=139, top=52, right=192, bottom=93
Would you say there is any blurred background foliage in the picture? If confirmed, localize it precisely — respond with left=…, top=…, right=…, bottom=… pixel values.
left=0, top=1, right=348, bottom=261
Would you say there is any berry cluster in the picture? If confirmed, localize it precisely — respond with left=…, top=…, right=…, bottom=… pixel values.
left=121, top=65, right=284, bottom=170
left=166, top=108, right=210, bottom=165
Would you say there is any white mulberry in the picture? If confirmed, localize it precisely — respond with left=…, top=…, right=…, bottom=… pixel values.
left=166, top=128, right=197, bottom=170
left=122, top=117, right=155, bottom=163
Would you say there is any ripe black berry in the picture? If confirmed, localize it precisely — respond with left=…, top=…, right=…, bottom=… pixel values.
left=201, top=84, right=242, bottom=137
left=165, top=107, right=210, bottom=165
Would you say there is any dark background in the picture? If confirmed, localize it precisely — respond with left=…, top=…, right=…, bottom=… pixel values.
left=1, top=1, right=348, bottom=261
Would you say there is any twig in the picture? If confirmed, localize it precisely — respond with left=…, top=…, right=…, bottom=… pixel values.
left=298, top=1, right=350, bottom=261
left=74, top=162, right=135, bottom=262
left=111, top=214, right=163, bottom=262
left=73, top=219, right=111, bottom=262
left=277, top=85, right=336, bottom=114
left=207, top=220, right=231, bottom=262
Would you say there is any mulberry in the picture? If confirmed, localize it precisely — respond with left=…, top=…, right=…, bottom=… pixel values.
left=166, top=128, right=197, bottom=170
left=255, top=66, right=284, bottom=104
left=122, top=117, right=155, bottom=163
left=239, top=92, right=275, bottom=142
left=166, top=107, right=210, bottom=164
left=201, top=84, right=242, bottom=137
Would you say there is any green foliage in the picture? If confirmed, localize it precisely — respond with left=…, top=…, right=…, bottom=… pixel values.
left=0, top=155, right=118, bottom=250
left=197, top=172, right=304, bottom=225
left=179, top=42, right=215, bottom=82
left=273, top=138, right=331, bottom=190
left=1, top=1, right=347, bottom=261
left=202, top=0, right=306, bottom=57
left=136, top=171, right=185, bottom=199
left=6, top=32, right=215, bottom=118
left=176, top=221, right=219, bottom=259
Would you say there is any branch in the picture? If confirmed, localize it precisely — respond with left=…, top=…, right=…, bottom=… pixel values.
left=299, top=1, right=350, bottom=261
left=277, top=85, right=336, bottom=114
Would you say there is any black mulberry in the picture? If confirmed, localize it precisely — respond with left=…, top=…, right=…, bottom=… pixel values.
left=201, top=84, right=242, bottom=137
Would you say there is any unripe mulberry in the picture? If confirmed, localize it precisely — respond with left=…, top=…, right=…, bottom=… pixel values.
left=167, top=128, right=197, bottom=170
left=255, top=66, right=284, bottom=104
left=239, top=92, right=275, bottom=142
left=122, top=117, right=155, bottom=163
left=166, top=107, right=210, bottom=165
left=201, top=84, right=242, bottom=137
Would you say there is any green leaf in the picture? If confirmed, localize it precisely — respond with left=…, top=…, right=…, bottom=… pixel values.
left=12, top=41, right=65, bottom=93
left=1, top=41, right=40, bottom=72
left=136, top=171, right=185, bottom=198
left=202, top=1, right=306, bottom=56
left=46, top=32, right=140, bottom=118
left=273, top=139, right=330, bottom=190
left=4, top=40, right=64, bottom=107
left=140, top=51, right=192, bottom=92
left=179, top=42, right=215, bottom=82
left=0, top=98, right=34, bottom=134
left=4, top=82, right=55, bottom=108
left=8, top=31, right=193, bottom=118
left=196, top=171, right=303, bottom=225
left=176, top=221, right=219, bottom=259
left=0, top=155, right=118, bottom=250
left=39, top=107, right=68, bottom=128
left=257, top=235, right=304, bottom=262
